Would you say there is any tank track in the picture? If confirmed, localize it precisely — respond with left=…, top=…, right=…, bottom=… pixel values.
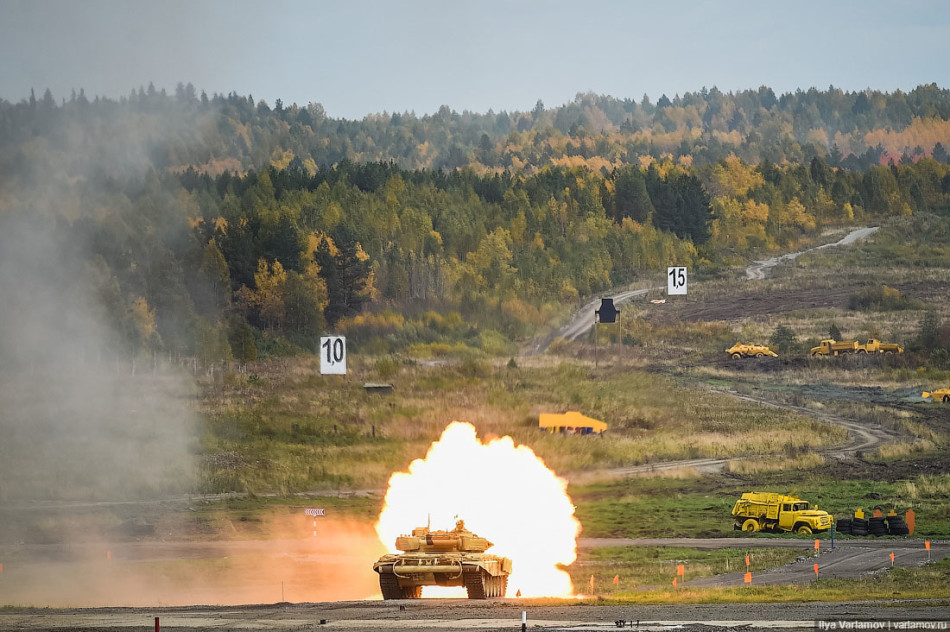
left=377, top=566, right=422, bottom=599
left=463, top=569, right=508, bottom=599
left=463, top=569, right=487, bottom=599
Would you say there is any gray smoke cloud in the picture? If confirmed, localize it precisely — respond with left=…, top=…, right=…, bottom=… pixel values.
left=0, top=212, right=198, bottom=507
left=0, top=97, right=208, bottom=538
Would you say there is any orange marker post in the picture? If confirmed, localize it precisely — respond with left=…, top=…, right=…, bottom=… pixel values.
left=612, top=574, right=619, bottom=585
left=813, top=563, right=819, bottom=577
left=889, top=552, right=895, bottom=567
left=745, top=555, right=750, bottom=568
left=677, top=564, right=685, bottom=577
left=672, top=577, right=677, bottom=587
left=743, top=572, right=752, bottom=584
left=926, top=540, right=931, bottom=561
left=814, top=539, right=820, bottom=552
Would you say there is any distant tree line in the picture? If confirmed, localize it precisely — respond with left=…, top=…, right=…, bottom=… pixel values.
left=4, top=83, right=950, bottom=181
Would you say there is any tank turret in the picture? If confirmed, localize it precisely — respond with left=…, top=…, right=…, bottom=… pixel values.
left=395, top=520, right=492, bottom=553
left=373, top=519, right=512, bottom=599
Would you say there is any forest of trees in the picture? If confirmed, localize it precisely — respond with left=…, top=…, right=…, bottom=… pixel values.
left=2, top=83, right=950, bottom=367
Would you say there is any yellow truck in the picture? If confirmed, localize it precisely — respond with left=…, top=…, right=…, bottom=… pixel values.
left=732, top=492, right=833, bottom=534
left=810, top=338, right=903, bottom=356
left=810, top=339, right=859, bottom=356
left=857, top=339, right=903, bottom=354
left=725, top=343, right=778, bottom=359
left=923, top=388, right=950, bottom=403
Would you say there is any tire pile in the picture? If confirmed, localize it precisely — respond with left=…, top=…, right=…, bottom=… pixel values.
left=835, top=513, right=909, bottom=536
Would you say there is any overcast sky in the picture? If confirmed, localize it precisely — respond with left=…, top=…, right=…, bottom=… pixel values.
left=2, top=0, right=948, bottom=119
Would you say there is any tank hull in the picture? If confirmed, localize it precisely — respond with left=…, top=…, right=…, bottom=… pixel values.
left=373, top=553, right=512, bottom=599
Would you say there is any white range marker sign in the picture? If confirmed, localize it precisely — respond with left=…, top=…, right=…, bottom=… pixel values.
left=667, top=266, right=687, bottom=295
left=320, top=336, right=346, bottom=374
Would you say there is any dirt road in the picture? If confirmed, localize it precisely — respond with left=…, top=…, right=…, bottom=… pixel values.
left=744, top=227, right=879, bottom=280
left=533, top=287, right=651, bottom=351
left=3, top=598, right=949, bottom=631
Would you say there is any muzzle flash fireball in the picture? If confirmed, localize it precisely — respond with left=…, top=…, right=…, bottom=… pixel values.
left=375, top=421, right=580, bottom=598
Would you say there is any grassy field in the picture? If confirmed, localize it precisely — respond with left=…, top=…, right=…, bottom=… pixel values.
left=196, top=357, right=848, bottom=494
left=571, top=471, right=950, bottom=539
left=570, top=545, right=803, bottom=592
left=580, top=557, right=950, bottom=603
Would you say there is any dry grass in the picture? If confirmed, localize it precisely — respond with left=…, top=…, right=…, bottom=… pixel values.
left=195, top=355, right=847, bottom=493
left=874, top=440, right=936, bottom=461
left=897, top=474, right=950, bottom=500
left=724, top=452, right=826, bottom=475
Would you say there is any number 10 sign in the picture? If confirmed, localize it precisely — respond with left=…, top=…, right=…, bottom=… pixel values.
left=320, top=336, right=347, bottom=375
left=667, top=266, right=687, bottom=295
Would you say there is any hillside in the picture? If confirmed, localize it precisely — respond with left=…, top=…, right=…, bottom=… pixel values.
left=2, top=84, right=950, bottom=367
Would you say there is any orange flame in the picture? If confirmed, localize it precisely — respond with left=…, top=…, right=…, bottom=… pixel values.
left=375, top=421, right=580, bottom=597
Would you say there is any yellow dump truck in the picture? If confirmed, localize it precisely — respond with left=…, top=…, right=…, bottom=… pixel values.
left=811, top=339, right=903, bottom=356
left=732, top=492, right=833, bottom=534
left=923, top=388, right=950, bottom=403
left=857, top=339, right=903, bottom=354
left=810, top=339, right=859, bottom=356
left=725, top=343, right=778, bottom=359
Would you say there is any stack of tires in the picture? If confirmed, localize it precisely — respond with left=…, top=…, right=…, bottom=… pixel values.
left=851, top=516, right=869, bottom=536
left=886, top=513, right=910, bottom=535
left=868, top=516, right=888, bottom=536
left=835, top=512, right=910, bottom=536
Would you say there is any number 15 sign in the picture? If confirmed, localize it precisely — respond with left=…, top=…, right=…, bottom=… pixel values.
left=667, top=267, right=687, bottom=295
left=320, top=336, right=347, bottom=375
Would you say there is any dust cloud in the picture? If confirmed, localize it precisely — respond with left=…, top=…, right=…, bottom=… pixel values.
left=0, top=514, right=387, bottom=607
left=0, top=213, right=197, bottom=505
left=0, top=95, right=208, bottom=605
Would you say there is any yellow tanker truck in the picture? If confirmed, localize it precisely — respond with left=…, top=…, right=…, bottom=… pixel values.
left=732, top=492, right=833, bottom=534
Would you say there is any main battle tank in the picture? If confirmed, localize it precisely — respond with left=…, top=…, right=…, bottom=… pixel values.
left=373, top=519, right=512, bottom=599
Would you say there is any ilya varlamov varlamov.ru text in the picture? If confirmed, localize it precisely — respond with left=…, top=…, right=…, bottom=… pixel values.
left=816, top=622, right=948, bottom=630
